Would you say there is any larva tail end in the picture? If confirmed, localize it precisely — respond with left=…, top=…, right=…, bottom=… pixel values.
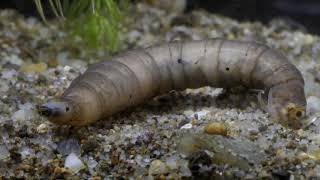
left=267, top=81, right=307, bottom=129
left=278, top=103, right=306, bottom=129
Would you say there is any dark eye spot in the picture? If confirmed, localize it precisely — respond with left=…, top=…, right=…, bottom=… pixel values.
left=226, top=67, right=230, bottom=71
left=177, top=59, right=182, bottom=63
left=66, top=107, right=70, bottom=112
left=296, top=111, right=302, bottom=117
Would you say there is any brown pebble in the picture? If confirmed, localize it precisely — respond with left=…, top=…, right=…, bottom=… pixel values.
left=191, top=118, right=198, bottom=125
left=204, top=122, right=228, bottom=136
left=91, top=176, right=102, bottom=180
left=53, top=167, right=71, bottom=175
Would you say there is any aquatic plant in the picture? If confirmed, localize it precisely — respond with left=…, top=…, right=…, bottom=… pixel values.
left=34, top=0, right=128, bottom=52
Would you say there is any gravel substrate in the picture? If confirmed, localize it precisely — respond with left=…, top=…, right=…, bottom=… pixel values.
left=1, top=3, right=320, bottom=179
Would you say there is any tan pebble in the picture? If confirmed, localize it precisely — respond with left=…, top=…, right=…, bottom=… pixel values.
left=297, top=152, right=313, bottom=161
left=297, top=129, right=305, bottom=136
left=148, top=160, right=169, bottom=176
left=204, top=122, right=228, bottom=136
left=276, top=149, right=286, bottom=159
left=91, top=176, right=102, bottom=180
left=21, top=62, right=47, bottom=73
left=36, top=123, right=49, bottom=133
left=310, top=149, right=320, bottom=160
left=304, top=34, right=314, bottom=45
left=53, top=167, right=70, bottom=174
left=47, top=58, right=59, bottom=67
left=191, top=118, right=198, bottom=125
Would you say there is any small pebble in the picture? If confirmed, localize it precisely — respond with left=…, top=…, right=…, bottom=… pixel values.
left=36, top=123, right=49, bottom=133
left=180, top=123, right=192, bottom=129
left=21, top=63, right=47, bottom=73
left=64, top=153, right=84, bottom=173
left=204, top=122, right=228, bottom=136
left=307, top=96, right=320, bottom=116
left=0, top=145, right=9, bottom=160
left=11, top=109, right=35, bottom=122
left=148, top=160, right=169, bottom=176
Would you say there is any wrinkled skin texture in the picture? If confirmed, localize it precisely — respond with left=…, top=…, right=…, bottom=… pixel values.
left=38, top=39, right=306, bottom=129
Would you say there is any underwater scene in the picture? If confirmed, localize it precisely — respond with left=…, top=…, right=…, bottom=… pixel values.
left=0, top=0, right=320, bottom=179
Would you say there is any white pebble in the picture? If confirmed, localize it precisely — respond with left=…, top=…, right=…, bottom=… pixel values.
left=6, top=54, right=23, bottom=66
left=1, top=69, right=17, bottom=79
left=20, top=146, right=35, bottom=159
left=166, top=156, right=178, bottom=170
left=184, top=109, right=210, bottom=120
left=0, top=145, right=9, bottom=160
left=37, top=123, right=49, bottom=133
left=63, top=65, right=71, bottom=72
left=87, top=156, right=98, bottom=174
left=11, top=109, right=34, bottom=122
left=307, top=96, right=320, bottom=116
left=194, top=110, right=210, bottom=119
left=64, top=153, right=84, bottom=173
left=0, top=81, right=9, bottom=94
left=180, top=123, right=192, bottom=129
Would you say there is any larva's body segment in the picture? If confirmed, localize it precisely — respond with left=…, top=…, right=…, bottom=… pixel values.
left=39, top=39, right=306, bottom=129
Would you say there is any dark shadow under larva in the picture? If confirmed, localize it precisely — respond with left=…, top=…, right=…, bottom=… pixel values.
left=38, top=38, right=307, bottom=129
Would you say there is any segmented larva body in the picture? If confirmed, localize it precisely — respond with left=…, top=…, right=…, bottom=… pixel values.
left=39, top=39, right=306, bottom=129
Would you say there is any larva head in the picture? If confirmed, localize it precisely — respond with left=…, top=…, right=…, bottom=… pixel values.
left=267, top=80, right=307, bottom=129
left=38, top=99, right=78, bottom=125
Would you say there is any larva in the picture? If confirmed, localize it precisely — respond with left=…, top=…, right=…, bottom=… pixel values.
left=38, top=38, right=306, bottom=129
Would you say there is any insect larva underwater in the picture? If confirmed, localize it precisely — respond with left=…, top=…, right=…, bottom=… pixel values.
left=38, top=38, right=306, bottom=129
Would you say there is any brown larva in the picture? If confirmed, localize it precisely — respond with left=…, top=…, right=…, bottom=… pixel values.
left=38, top=39, right=306, bottom=129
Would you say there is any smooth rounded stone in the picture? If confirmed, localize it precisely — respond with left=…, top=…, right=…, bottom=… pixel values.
left=0, top=144, right=9, bottom=160
left=19, top=146, right=35, bottom=159
left=204, top=122, right=228, bottom=136
left=0, top=81, right=9, bottom=94
left=3, top=54, right=23, bottom=66
left=69, top=60, right=87, bottom=72
left=304, top=74, right=320, bottom=97
left=11, top=109, right=35, bottom=123
left=183, top=110, right=194, bottom=117
left=148, top=159, right=169, bottom=176
left=307, top=96, right=320, bottom=116
left=57, top=138, right=81, bottom=156
left=166, top=156, right=178, bottom=170
left=1, top=69, right=18, bottom=79
left=64, top=153, right=85, bottom=173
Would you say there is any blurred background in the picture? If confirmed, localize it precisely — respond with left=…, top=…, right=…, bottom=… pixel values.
left=1, top=0, right=319, bottom=34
